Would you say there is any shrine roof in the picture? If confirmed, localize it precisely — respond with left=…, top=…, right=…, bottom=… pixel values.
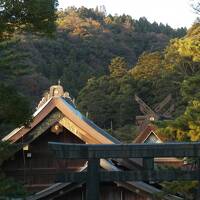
left=133, top=124, right=161, bottom=143
left=2, top=85, right=119, bottom=144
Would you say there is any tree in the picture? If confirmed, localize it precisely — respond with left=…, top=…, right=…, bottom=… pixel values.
left=0, top=0, right=59, bottom=135
left=0, top=84, right=31, bottom=136
left=130, top=52, right=163, bottom=80
left=157, top=73, right=200, bottom=142
left=158, top=100, right=200, bottom=141
left=0, top=1, right=58, bottom=197
left=77, top=69, right=139, bottom=135
left=109, top=56, right=128, bottom=78
left=0, top=39, right=32, bottom=137
left=0, top=141, right=15, bottom=166
left=162, top=181, right=197, bottom=200
left=77, top=76, right=116, bottom=129
left=175, top=23, right=200, bottom=62
left=0, top=177, right=27, bottom=198
left=0, top=141, right=27, bottom=198
left=164, top=41, right=200, bottom=77
left=0, top=0, right=58, bottom=40
left=181, top=74, right=200, bottom=101
left=191, top=0, right=200, bottom=15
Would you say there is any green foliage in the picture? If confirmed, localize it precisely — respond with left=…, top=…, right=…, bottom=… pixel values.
left=0, top=39, right=32, bottom=137
left=77, top=22, right=199, bottom=148
left=176, top=23, right=200, bottom=62
left=77, top=74, right=139, bottom=132
left=0, top=39, right=31, bottom=77
left=109, top=56, right=128, bottom=78
left=0, top=0, right=58, bottom=39
left=155, top=25, right=200, bottom=197
left=157, top=79, right=200, bottom=143
left=0, top=141, right=16, bottom=166
left=0, top=0, right=59, bottom=135
left=164, top=42, right=199, bottom=77
left=0, top=142, right=27, bottom=198
left=77, top=75, right=139, bottom=142
left=158, top=100, right=200, bottom=141
left=134, top=17, right=186, bottom=38
left=0, top=84, right=31, bottom=134
left=130, top=52, right=163, bottom=80
left=162, top=181, right=198, bottom=200
left=181, top=74, right=200, bottom=101
left=0, top=176, right=28, bottom=198
left=111, top=124, right=139, bottom=143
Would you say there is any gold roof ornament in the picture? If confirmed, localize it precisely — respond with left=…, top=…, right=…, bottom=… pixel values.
left=36, top=83, right=74, bottom=110
left=51, top=123, right=63, bottom=135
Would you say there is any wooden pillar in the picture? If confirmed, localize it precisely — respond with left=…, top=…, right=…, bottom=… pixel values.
left=86, top=159, right=100, bottom=200
left=143, top=157, right=154, bottom=170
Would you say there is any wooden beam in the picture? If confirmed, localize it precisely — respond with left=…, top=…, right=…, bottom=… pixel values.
left=57, top=170, right=199, bottom=182
left=48, top=142, right=200, bottom=159
left=56, top=171, right=87, bottom=182
left=100, top=170, right=199, bottom=182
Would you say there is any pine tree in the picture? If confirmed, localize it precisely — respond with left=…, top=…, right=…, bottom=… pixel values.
left=109, top=57, right=128, bottom=78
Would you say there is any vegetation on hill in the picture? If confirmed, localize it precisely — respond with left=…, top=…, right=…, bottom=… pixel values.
left=0, top=6, right=187, bottom=137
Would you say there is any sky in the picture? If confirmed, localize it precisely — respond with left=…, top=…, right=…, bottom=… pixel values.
left=58, top=0, right=199, bottom=28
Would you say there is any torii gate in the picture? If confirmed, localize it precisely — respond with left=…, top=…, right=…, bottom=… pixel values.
left=49, top=142, right=200, bottom=200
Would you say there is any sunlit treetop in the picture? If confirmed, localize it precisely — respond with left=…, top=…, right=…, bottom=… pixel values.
left=175, top=23, right=200, bottom=62
left=130, top=52, right=163, bottom=80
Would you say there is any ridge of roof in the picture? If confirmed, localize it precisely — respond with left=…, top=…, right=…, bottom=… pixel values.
left=2, top=96, right=120, bottom=144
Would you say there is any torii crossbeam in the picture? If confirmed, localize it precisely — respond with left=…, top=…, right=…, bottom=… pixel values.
left=49, top=142, right=200, bottom=200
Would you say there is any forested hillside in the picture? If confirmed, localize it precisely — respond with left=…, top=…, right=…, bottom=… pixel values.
left=0, top=7, right=187, bottom=137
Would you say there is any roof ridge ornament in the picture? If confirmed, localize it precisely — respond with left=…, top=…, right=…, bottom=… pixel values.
left=36, top=84, right=74, bottom=110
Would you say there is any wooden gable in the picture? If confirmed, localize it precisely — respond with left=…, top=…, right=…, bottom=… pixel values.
left=133, top=124, right=162, bottom=144
left=143, top=131, right=162, bottom=144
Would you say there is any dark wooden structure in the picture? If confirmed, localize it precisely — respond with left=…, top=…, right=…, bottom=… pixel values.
left=2, top=128, right=85, bottom=192
left=49, top=142, right=200, bottom=200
